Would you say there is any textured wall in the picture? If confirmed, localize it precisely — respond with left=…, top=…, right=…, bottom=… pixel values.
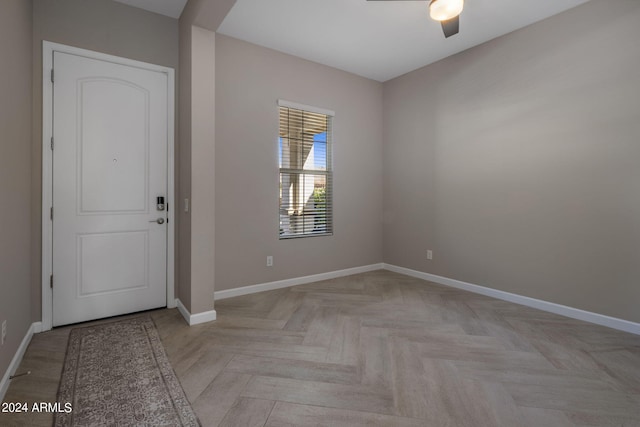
left=382, top=0, right=640, bottom=322
left=215, top=35, right=384, bottom=291
left=0, top=0, right=33, bottom=386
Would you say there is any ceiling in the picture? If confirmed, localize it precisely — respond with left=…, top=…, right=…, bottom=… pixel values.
left=112, top=0, right=187, bottom=19
left=114, top=0, right=590, bottom=82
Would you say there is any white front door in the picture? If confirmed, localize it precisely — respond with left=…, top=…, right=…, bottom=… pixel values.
left=52, top=51, right=169, bottom=327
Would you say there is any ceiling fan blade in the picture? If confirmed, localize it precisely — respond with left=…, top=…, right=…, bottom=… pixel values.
left=440, top=16, right=459, bottom=38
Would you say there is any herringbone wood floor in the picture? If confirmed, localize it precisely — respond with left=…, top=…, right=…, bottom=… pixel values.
left=2, top=270, right=640, bottom=426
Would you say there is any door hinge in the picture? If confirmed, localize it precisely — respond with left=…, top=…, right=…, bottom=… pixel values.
left=50, top=274, right=53, bottom=288
left=51, top=69, right=54, bottom=83
left=50, top=137, right=54, bottom=150
left=50, top=206, right=53, bottom=221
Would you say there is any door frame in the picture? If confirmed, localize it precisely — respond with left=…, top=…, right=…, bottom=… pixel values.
left=41, top=41, right=176, bottom=331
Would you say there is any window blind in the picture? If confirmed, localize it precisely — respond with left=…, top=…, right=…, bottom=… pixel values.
left=278, top=105, right=333, bottom=238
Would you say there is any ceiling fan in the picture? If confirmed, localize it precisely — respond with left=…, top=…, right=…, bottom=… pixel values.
left=367, top=0, right=464, bottom=38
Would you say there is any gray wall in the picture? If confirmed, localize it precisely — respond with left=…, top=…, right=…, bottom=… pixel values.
left=0, top=0, right=33, bottom=382
left=178, top=15, right=193, bottom=309
left=188, top=25, right=216, bottom=314
left=178, top=0, right=236, bottom=314
left=31, top=0, right=179, bottom=320
left=383, top=0, right=640, bottom=323
left=215, top=35, right=384, bottom=291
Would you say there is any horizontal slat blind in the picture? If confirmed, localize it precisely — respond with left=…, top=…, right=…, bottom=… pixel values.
left=279, top=105, right=333, bottom=238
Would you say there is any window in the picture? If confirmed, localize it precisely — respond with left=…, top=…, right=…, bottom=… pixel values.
left=278, top=100, right=333, bottom=239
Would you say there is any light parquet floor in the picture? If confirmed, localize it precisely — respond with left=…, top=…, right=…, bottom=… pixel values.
left=2, top=270, right=640, bottom=426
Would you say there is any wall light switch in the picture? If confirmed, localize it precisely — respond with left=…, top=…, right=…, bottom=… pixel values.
left=1, top=320, right=6, bottom=345
left=267, top=256, right=273, bottom=267
left=184, top=198, right=189, bottom=213
left=427, top=250, right=433, bottom=260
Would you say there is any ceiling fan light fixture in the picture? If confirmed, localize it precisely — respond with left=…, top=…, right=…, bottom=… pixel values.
left=429, top=0, right=464, bottom=22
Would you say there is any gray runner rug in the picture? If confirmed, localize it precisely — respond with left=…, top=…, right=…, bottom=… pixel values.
left=54, top=316, right=200, bottom=426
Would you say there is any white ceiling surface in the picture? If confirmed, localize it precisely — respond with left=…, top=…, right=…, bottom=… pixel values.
left=218, top=0, right=590, bottom=82
left=112, top=0, right=187, bottom=19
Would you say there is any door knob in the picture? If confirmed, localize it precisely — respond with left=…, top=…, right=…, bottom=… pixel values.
left=150, top=218, right=165, bottom=224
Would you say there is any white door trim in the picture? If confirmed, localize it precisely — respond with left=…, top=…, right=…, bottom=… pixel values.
left=42, top=41, right=176, bottom=331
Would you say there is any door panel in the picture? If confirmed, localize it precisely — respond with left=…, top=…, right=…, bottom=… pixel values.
left=52, top=52, right=168, bottom=327
left=79, top=79, right=149, bottom=213
left=77, top=231, right=149, bottom=297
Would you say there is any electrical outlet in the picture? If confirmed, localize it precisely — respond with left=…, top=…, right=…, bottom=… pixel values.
left=1, top=320, right=6, bottom=345
left=427, top=250, right=433, bottom=260
left=266, top=256, right=273, bottom=267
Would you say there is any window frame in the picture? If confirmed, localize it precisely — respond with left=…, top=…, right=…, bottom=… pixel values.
left=278, top=99, right=334, bottom=239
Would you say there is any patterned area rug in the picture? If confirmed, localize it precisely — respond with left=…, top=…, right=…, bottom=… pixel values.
left=54, top=316, right=200, bottom=426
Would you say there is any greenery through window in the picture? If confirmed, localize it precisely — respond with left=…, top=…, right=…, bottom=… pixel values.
left=279, top=104, right=333, bottom=238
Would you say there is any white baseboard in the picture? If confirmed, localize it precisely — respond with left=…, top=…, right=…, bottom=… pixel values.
left=175, top=299, right=217, bottom=326
left=214, top=263, right=385, bottom=300
left=383, top=264, right=640, bottom=336
left=0, top=321, right=42, bottom=402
